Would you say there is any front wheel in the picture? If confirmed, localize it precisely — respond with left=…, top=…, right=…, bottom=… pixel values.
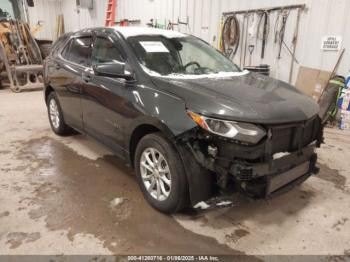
left=134, top=133, right=189, bottom=213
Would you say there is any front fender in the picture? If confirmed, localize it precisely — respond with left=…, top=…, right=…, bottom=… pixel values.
left=123, top=83, right=196, bottom=163
left=124, top=84, right=196, bottom=144
left=124, top=84, right=210, bottom=206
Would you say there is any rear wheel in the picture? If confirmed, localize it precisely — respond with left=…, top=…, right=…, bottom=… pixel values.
left=37, top=42, right=52, bottom=59
left=134, top=132, right=189, bottom=213
left=47, top=92, right=72, bottom=136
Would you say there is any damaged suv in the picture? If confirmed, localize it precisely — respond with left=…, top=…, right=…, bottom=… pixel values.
left=43, top=27, right=323, bottom=213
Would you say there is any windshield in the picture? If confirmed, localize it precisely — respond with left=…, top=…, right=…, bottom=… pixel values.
left=127, top=35, right=240, bottom=77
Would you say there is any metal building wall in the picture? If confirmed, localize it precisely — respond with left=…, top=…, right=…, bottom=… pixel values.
left=28, top=0, right=108, bottom=40
left=60, top=0, right=108, bottom=33
left=117, top=0, right=350, bottom=83
left=28, top=0, right=350, bottom=83
left=27, top=0, right=62, bottom=40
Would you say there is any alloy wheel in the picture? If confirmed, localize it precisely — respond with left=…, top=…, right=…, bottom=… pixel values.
left=140, top=147, right=172, bottom=201
left=49, top=98, right=60, bottom=129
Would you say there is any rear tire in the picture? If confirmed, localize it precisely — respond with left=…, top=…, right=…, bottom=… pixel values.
left=47, top=92, right=72, bottom=136
left=38, top=42, right=52, bottom=59
left=134, top=132, right=189, bottom=213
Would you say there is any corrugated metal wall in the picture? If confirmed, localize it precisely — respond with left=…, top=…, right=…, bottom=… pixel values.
left=28, top=0, right=350, bottom=84
left=60, top=0, right=108, bottom=32
left=28, top=0, right=108, bottom=39
left=116, top=0, right=350, bottom=83
left=27, top=0, right=62, bottom=40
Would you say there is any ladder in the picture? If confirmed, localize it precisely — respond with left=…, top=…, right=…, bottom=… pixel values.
left=105, top=0, right=116, bottom=27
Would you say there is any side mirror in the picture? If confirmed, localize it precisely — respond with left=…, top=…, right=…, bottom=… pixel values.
left=27, top=0, right=34, bottom=7
left=93, top=62, right=134, bottom=81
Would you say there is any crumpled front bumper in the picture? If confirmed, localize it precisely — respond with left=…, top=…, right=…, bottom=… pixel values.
left=232, top=143, right=318, bottom=197
left=193, top=144, right=319, bottom=210
left=179, top=116, right=324, bottom=209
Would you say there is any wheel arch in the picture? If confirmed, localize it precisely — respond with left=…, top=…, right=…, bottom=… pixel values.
left=127, top=120, right=176, bottom=168
left=44, top=85, right=55, bottom=104
left=127, top=121, right=214, bottom=208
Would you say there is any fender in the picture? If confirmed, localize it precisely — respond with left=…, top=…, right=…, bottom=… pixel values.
left=123, top=83, right=196, bottom=151
left=123, top=84, right=210, bottom=205
left=175, top=141, right=214, bottom=206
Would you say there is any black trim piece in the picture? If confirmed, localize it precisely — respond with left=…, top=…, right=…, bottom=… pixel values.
left=267, top=172, right=313, bottom=199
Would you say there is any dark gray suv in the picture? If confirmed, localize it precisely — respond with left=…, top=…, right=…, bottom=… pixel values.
left=43, top=27, right=323, bottom=213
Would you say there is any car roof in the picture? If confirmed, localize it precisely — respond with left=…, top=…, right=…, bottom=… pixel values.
left=112, top=26, right=187, bottom=39
left=70, top=26, right=188, bottom=40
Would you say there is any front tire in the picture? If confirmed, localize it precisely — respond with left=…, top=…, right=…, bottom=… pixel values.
left=47, top=92, right=72, bottom=136
left=134, top=132, right=189, bottom=213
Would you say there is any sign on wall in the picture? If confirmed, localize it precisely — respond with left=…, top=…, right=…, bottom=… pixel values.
left=321, top=36, right=342, bottom=51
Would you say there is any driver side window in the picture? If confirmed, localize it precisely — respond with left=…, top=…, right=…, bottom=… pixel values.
left=92, top=36, right=125, bottom=65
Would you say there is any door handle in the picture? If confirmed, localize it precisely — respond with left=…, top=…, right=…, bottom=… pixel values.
left=82, top=73, right=91, bottom=83
left=54, top=63, right=60, bottom=70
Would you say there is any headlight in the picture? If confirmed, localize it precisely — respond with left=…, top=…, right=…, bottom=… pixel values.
left=187, top=111, right=266, bottom=144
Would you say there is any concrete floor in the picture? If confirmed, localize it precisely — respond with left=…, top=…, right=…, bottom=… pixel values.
left=0, top=88, right=350, bottom=256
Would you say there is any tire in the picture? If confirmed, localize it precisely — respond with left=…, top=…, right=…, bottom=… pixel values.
left=47, top=92, right=72, bottom=136
left=134, top=132, right=189, bottom=213
left=38, top=42, right=52, bottom=59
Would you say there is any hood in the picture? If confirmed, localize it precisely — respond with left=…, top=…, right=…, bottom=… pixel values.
left=150, top=72, right=319, bottom=124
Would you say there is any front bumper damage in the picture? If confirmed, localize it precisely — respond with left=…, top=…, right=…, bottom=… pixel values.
left=232, top=144, right=319, bottom=196
left=177, top=116, right=324, bottom=209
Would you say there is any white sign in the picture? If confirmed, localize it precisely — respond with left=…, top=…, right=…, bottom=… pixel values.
left=321, top=35, right=342, bottom=51
left=139, top=41, right=169, bottom=53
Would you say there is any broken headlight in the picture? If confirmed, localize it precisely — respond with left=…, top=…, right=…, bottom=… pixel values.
left=187, top=111, right=266, bottom=144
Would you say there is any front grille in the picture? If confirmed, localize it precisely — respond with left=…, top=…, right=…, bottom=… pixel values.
left=233, top=164, right=254, bottom=180
left=269, top=116, right=321, bottom=154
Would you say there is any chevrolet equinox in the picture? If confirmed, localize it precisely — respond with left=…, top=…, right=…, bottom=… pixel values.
left=43, top=27, right=323, bottom=213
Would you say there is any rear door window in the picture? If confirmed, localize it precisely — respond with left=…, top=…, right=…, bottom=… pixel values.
left=62, top=36, right=93, bottom=67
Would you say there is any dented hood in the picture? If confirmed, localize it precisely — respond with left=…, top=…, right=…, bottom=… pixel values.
left=151, top=72, right=320, bottom=124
